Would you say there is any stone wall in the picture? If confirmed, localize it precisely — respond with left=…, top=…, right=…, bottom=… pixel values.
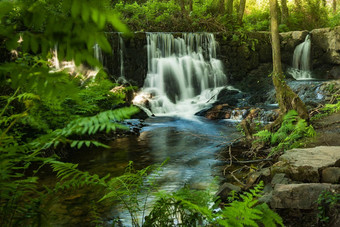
left=103, top=26, right=340, bottom=88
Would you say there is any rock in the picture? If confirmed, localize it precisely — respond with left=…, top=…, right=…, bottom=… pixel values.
left=216, top=183, right=241, bottom=200
left=322, top=167, right=340, bottom=183
left=292, top=31, right=309, bottom=41
left=270, top=183, right=340, bottom=209
left=216, top=88, right=243, bottom=106
left=246, top=168, right=271, bottom=188
left=272, top=146, right=340, bottom=182
left=311, top=26, right=340, bottom=65
left=271, top=173, right=291, bottom=186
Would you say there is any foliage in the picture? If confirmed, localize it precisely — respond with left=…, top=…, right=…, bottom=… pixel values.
left=317, top=190, right=340, bottom=224
left=144, top=181, right=283, bottom=227
left=0, top=0, right=139, bottom=226
left=253, top=110, right=315, bottom=156
left=311, top=95, right=340, bottom=121
left=50, top=159, right=166, bottom=226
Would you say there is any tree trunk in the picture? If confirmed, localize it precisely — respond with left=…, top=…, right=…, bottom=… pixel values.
left=333, top=0, right=337, bottom=13
left=281, top=0, right=289, bottom=23
left=237, top=0, right=246, bottom=24
left=189, top=0, right=193, bottom=12
left=219, top=0, right=225, bottom=14
left=226, top=0, right=234, bottom=15
left=322, top=0, right=326, bottom=7
left=269, top=0, right=308, bottom=127
left=179, top=0, right=186, bottom=18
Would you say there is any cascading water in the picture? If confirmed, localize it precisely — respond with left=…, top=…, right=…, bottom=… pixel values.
left=134, top=33, right=227, bottom=116
left=93, top=43, right=103, bottom=65
left=289, top=34, right=313, bottom=80
left=118, top=33, right=125, bottom=79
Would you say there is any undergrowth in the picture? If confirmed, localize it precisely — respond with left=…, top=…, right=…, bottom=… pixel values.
left=144, top=181, right=283, bottom=227
left=253, top=110, right=315, bottom=157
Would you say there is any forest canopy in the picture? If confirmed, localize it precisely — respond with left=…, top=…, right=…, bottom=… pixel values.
left=112, top=0, right=340, bottom=32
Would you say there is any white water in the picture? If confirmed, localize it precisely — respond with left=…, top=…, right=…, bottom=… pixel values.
left=93, top=43, right=103, bottom=65
left=289, top=34, right=313, bottom=80
left=119, top=33, right=125, bottom=79
left=134, top=33, right=228, bottom=116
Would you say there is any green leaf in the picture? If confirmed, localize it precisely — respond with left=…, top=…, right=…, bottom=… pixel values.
left=30, top=35, right=39, bottom=53
left=71, top=0, right=81, bottom=18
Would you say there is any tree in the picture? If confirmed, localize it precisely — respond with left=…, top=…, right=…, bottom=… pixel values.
left=281, top=0, right=289, bottom=23
left=333, top=0, right=337, bottom=14
left=219, top=0, right=225, bottom=14
left=226, top=0, right=234, bottom=15
left=269, top=0, right=308, bottom=128
left=237, top=0, right=247, bottom=24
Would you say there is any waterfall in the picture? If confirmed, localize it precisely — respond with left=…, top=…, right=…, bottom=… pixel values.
left=118, top=33, right=125, bottom=79
left=289, top=34, right=313, bottom=80
left=134, top=33, right=227, bottom=116
left=93, top=43, right=103, bottom=65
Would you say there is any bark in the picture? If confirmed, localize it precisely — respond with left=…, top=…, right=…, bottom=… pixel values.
left=226, top=0, right=234, bottom=15
left=237, top=0, right=246, bottom=24
left=219, top=0, right=225, bottom=14
left=333, top=0, right=337, bottom=14
left=269, top=0, right=309, bottom=126
left=179, top=0, right=186, bottom=17
left=189, top=0, right=193, bottom=12
left=281, top=0, right=289, bottom=23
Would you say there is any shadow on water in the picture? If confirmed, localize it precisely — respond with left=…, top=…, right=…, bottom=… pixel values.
left=42, top=116, right=240, bottom=226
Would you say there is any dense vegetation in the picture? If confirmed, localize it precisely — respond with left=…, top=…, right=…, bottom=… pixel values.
left=0, top=0, right=339, bottom=226
left=112, top=0, right=340, bottom=32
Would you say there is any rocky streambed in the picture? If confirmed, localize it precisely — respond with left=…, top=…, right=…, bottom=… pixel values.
left=213, top=80, right=340, bottom=227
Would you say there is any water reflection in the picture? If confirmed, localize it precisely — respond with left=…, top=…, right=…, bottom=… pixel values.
left=45, top=116, right=239, bottom=226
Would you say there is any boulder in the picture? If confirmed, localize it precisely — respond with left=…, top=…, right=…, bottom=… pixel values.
left=270, top=183, right=340, bottom=209
left=322, top=167, right=340, bottom=184
left=272, top=146, right=340, bottom=182
left=311, top=26, right=340, bottom=65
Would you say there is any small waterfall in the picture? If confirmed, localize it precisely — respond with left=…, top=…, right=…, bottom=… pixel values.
left=93, top=43, right=103, bottom=65
left=134, top=33, right=227, bottom=116
left=289, top=34, right=313, bottom=80
left=118, top=33, right=125, bottom=79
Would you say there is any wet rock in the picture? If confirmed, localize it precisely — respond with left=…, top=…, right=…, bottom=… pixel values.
left=216, top=182, right=241, bottom=200
left=270, top=183, right=340, bottom=209
left=215, top=88, right=243, bottom=106
left=272, top=146, right=340, bottom=182
left=322, top=167, right=340, bottom=183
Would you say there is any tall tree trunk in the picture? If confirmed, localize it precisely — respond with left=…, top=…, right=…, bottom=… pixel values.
left=179, top=0, right=186, bottom=17
left=219, top=0, right=225, bottom=14
left=281, top=0, right=289, bottom=23
left=269, top=0, right=308, bottom=127
left=188, top=0, right=193, bottom=12
left=226, top=0, right=234, bottom=15
left=333, top=0, right=337, bottom=13
left=237, top=0, right=246, bottom=24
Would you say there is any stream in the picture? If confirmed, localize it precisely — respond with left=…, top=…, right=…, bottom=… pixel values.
left=44, top=116, right=240, bottom=226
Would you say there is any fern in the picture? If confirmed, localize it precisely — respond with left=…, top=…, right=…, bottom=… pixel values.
left=254, top=110, right=315, bottom=156
left=145, top=181, right=283, bottom=227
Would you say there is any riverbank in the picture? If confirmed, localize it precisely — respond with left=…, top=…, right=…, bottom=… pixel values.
left=216, top=86, right=340, bottom=227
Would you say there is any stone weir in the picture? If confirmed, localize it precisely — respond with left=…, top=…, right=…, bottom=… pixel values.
left=102, top=27, right=340, bottom=91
